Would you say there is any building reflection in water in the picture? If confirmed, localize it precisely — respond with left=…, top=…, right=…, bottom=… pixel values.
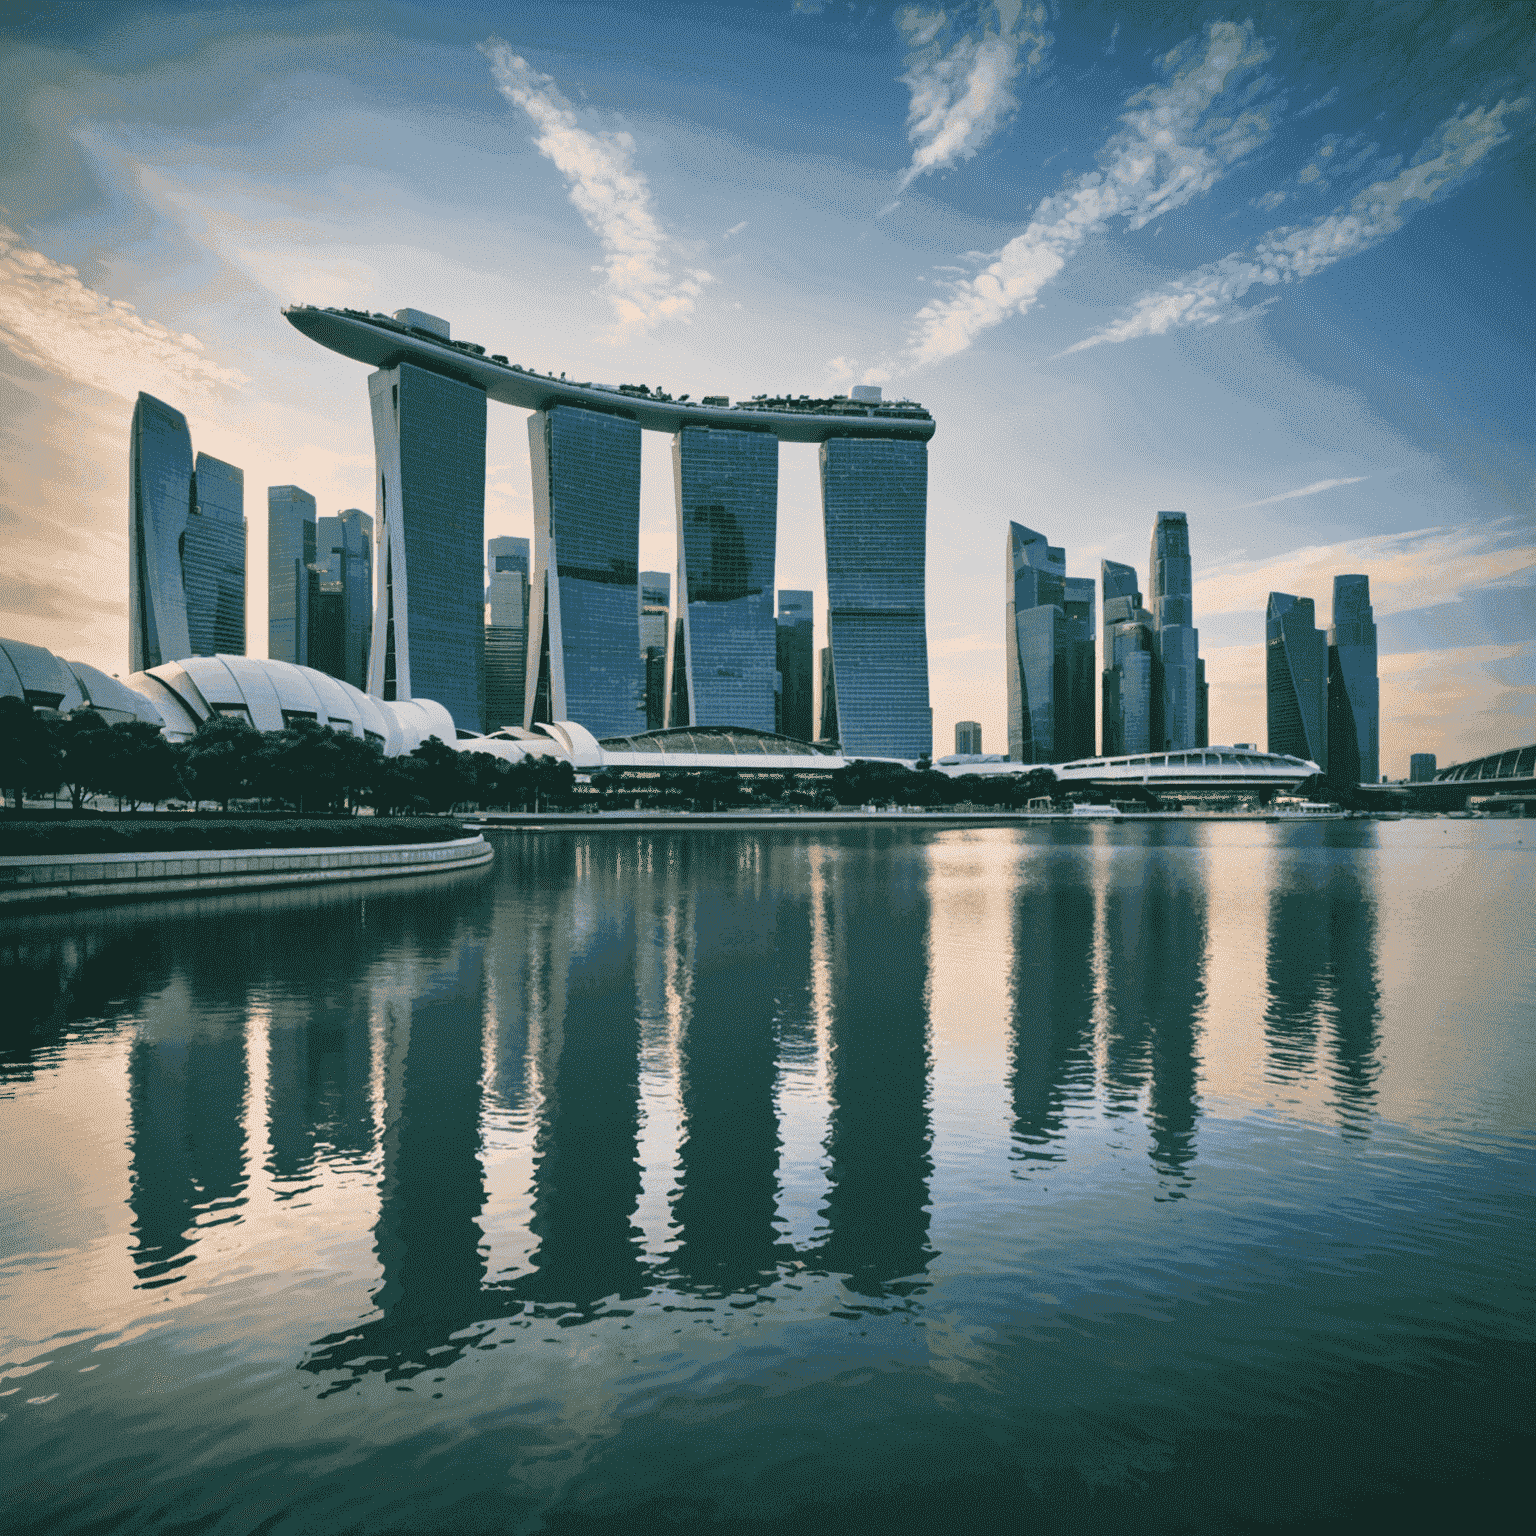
left=1007, top=881, right=1096, bottom=1163
left=670, top=839, right=783, bottom=1297
left=1263, top=836, right=1382, bottom=1133
left=1101, top=843, right=1205, bottom=1193
left=815, top=835, right=934, bottom=1296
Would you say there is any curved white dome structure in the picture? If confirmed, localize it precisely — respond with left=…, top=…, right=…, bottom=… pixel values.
left=124, top=655, right=455, bottom=754
left=1, top=636, right=167, bottom=725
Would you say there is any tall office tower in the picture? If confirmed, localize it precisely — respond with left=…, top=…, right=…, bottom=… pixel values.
left=268, top=485, right=316, bottom=667
left=1195, top=658, right=1208, bottom=748
left=1327, top=574, right=1379, bottom=786
left=310, top=509, right=372, bottom=688
left=527, top=404, right=642, bottom=738
left=1149, top=511, right=1201, bottom=750
left=1266, top=592, right=1328, bottom=770
left=1006, top=523, right=1095, bottom=763
left=368, top=357, right=487, bottom=733
left=639, top=571, right=670, bottom=731
left=1101, top=558, right=1157, bottom=755
left=820, top=437, right=931, bottom=759
left=1409, top=753, right=1436, bottom=783
left=667, top=426, right=778, bottom=730
left=819, top=645, right=839, bottom=743
left=483, top=536, right=530, bottom=731
left=775, top=589, right=814, bottom=741
left=183, top=454, right=246, bottom=658
left=955, top=721, right=982, bottom=755
left=129, top=392, right=194, bottom=672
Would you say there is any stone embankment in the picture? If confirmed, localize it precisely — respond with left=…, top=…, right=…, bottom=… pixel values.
left=0, top=834, right=492, bottom=910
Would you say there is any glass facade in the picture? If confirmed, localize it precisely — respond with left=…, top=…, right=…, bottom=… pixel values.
left=1007, top=523, right=1094, bottom=763
left=1266, top=592, right=1327, bottom=770
left=528, top=404, right=643, bottom=739
left=668, top=427, right=778, bottom=731
left=774, top=590, right=815, bottom=743
left=640, top=571, right=670, bottom=731
left=128, top=392, right=193, bottom=672
left=310, top=510, right=372, bottom=689
left=267, top=485, right=316, bottom=667
left=485, top=536, right=530, bottom=733
left=367, top=362, right=487, bottom=734
left=955, top=721, right=981, bottom=754
left=1409, top=753, right=1437, bottom=783
left=819, top=645, right=838, bottom=743
left=1328, top=574, right=1379, bottom=787
left=1149, top=511, right=1201, bottom=750
left=1101, top=558, right=1156, bottom=756
left=820, top=437, right=931, bottom=760
left=183, top=453, right=246, bottom=658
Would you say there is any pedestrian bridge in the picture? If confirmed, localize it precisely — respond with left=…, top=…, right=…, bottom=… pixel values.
left=1433, top=743, right=1536, bottom=791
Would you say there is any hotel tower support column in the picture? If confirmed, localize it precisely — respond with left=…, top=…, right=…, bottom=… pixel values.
left=367, top=361, right=487, bottom=734
left=819, top=436, right=931, bottom=761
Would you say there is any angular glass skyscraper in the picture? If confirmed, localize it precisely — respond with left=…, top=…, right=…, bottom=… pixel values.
left=367, top=361, right=487, bottom=734
left=820, top=437, right=931, bottom=760
left=485, top=535, right=530, bottom=732
left=1328, top=574, right=1379, bottom=786
left=1266, top=592, right=1328, bottom=770
left=1101, top=557, right=1156, bottom=756
left=268, top=485, right=316, bottom=668
left=668, top=426, right=778, bottom=731
left=129, top=392, right=194, bottom=672
left=639, top=570, right=670, bottom=730
left=1006, top=523, right=1094, bottom=763
left=527, top=403, right=643, bottom=738
left=1149, top=511, right=1202, bottom=751
left=311, top=509, right=372, bottom=689
left=775, top=590, right=814, bottom=742
left=184, top=454, right=246, bottom=658
left=819, top=646, right=839, bottom=744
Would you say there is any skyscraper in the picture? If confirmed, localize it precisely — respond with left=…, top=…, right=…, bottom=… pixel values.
left=821, top=437, right=931, bottom=760
left=268, top=485, right=316, bottom=667
left=1101, top=558, right=1156, bottom=756
left=1328, top=574, right=1379, bottom=786
left=819, top=645, right=839, bottom=744
left=1149, top=511, right=1202, bottom=750
left=639, top=571, right=670, bottom=731
left=485, top=536, right=531, bottom=732
left=1006, top=523, right=1094, bottom=763
left=368, top=357, right=487, bottom=734
left=527, top=404, right=643, bottom=738
left=1409, top=753, right=1436, bottom=783
left=775, top=590, right=814, bottom=742
left=955, top=721, right=982, bottom=755
left=183, top=454, right=246, bottom=659
left=668, top=426, right=777, bottom=731
left=1266, top=592, right=1328, bottom=770
left=310, top=509, right=372, bottom=689
left=129, top=393, right=194, bottom=672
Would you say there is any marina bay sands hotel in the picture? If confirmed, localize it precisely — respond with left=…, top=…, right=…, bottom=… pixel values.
left=284, top=305, right=936, bottom=760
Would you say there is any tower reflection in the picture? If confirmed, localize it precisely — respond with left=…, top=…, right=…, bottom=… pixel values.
left=1007, top=882, right=1096, bottom=1161
left=1102, top=843, right=1205, bottom=1191
left=815, top=834, right=934, bottom=1295
left=670, top=838, right=782, bottom=1296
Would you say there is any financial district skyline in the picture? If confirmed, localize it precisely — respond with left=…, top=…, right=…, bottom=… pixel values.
left=126, top=306, right=1383, bottom=778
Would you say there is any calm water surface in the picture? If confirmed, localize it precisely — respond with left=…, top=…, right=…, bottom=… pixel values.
left=2, top=822, right=1532, bottom=1533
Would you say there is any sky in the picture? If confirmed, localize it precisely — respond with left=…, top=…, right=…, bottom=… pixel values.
left=0, top=0, right=1530, bottom=773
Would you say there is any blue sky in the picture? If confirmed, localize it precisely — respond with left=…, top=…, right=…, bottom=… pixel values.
left=1, top=0, right=1530, bottom=769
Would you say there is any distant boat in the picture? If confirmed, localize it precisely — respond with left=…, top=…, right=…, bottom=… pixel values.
left=1273, top=802, right=1347, bottom=819
left=1070, top=803, right=1122, bottom=817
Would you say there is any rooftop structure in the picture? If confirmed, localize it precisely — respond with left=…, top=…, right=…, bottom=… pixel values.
left=934, top=746, right=1321, bottom=797
left=283, top=306, right=934, bottom=443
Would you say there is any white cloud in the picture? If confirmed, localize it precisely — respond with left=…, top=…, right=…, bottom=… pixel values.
left=0, top=222, right=246, bottom=404
left=908, top=20, right=1274, bottom=365
left=894, top=2, right=1051, bottom=192
left=1192, top=523, right=1536, bottom=622
left=724, top=221, right=748, bottom=237
left=1063, top=97, right=1528, bottom=353
left=1228, top=475, right=1368, bottom=510
left=479, top=38, right=710, bottom=336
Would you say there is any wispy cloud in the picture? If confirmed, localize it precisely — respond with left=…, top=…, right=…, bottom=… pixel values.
left=479, top=38, right=710, bottom=335
left=1229, top=476, right=1367, bottom=510
left=908, top=20, right=1274, bottom=365
left=0, top=223, right=246, bottom=403
left=893, top=2, right=1052, bottom=194
left=1062, top=97, right=1527, bottom=354
left=1192, top=522, right=1535, bottom=621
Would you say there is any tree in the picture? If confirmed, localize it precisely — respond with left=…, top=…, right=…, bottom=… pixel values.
left=0, top=697, right=61, bottom=809
left=181, top=715, right=267, bottom=811
left=255, top=718, right=348, bottom=812
left=332, top=730, right=385, bottom=812
left=96, top=720, right=184, bottom=810
left=51, top=710, right=111, bottom=810
left=409, top=736, right=476, bottom=812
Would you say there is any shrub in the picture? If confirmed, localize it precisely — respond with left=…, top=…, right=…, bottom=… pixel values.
left=0, top=816, right=470, bottom=857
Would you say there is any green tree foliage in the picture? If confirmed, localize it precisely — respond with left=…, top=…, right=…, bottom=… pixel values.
left=50, top=710, right=111, bottom=810
left=408, top=736, right=477, bottom=812
left=96, top=720, right=184, bottom=810
left=256, top=718, right=350, bottom=812
left=181, top=715, right=268, bottom=811
left=0, top=697, right=62, bottom=808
